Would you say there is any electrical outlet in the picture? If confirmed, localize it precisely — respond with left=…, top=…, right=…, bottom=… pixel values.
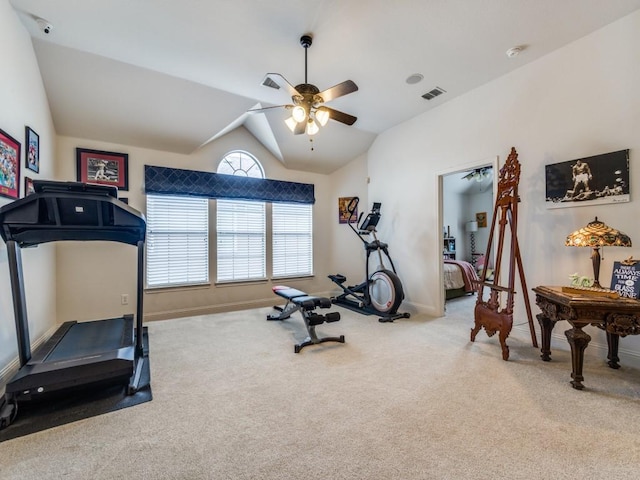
left=121, top=294, right=129, bottom=305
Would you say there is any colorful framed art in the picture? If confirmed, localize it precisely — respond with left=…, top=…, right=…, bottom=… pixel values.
left=338, top=196, right=357, bottom=224
left=0, top=128, right=21, bottom=200
left=25, top=126, right=39, bottom=173
left=76, top=147, right=129, bottom=191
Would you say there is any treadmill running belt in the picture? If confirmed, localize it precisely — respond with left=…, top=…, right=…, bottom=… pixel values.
left=45, top=317, right=133, bottom=362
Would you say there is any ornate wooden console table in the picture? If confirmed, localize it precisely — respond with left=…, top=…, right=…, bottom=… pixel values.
left=533, top=285, right=640, bottom=390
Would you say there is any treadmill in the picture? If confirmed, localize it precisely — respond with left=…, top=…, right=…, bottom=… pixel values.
left=0, top=180, right=147, bottom=429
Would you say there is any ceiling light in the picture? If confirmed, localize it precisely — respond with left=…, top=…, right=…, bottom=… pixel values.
left=285, top=116, right=298, bottom=132
left=315, top=107, right=330, bottom=127
left=292, top=106, right=306, bottom=123
left=305, top=119, right=319, bottom=136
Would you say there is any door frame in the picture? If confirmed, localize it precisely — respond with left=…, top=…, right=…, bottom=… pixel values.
left=435, top=156, right=499, bottom=316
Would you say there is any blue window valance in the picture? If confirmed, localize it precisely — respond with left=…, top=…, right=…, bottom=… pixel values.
left=144, top=165, right=315, bottom=204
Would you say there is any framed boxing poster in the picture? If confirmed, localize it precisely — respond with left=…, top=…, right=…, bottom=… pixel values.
left=544, top=149, right=629, bottom=209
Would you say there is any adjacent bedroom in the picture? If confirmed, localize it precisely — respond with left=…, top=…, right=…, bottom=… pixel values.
left=441, top=165, right=495, bottom=302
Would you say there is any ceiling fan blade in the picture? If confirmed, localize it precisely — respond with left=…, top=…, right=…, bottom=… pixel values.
left=247, top=104, right=292, bottom=114
left=323, top=107, right=357, bottom=126
left=318, top=80, right=358, bottom=103
left=293, top=121, right=306, bottom=135
left=262, top=73, right=300, bottom=99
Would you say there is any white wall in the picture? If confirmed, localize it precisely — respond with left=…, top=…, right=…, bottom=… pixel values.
left=465, top=189, right=494, bottom=263
left=368, top=10, right=640, bottom=357
left=0, top=0, right=58, bottom=380
left=54, top=128, right=368, bottom=322
left=327, top=153, right=369, bottom=289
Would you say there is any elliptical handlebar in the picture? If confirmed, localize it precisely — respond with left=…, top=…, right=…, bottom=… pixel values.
left=346, top=197, right=366, bottom=243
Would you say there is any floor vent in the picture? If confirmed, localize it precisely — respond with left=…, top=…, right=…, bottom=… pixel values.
left=422, top=87, right=446, bottom=100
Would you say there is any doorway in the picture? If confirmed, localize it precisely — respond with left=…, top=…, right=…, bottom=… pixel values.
left=437, top=157, right=498, bottom=316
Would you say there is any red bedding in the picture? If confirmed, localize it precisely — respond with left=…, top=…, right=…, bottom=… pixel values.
left=444, top=259, right=479, bottom=293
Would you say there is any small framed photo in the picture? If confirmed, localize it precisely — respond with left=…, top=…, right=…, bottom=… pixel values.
left=76, top=147, right=128, bottom=191
left=25, top=126, right=39, bottom=173
left=338, top=196, right=357, bottom=224
left=24, top=176, right=35, bottom=196
left=476, top=212, right=487, bottom=228
left=0, top=128, right=21, bottom=200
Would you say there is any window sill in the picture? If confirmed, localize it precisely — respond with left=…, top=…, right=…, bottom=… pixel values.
left=145, top=283, right=211, bottom=294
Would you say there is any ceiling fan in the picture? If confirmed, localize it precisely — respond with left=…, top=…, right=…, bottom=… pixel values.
left=249, top=34, right=358, bottom=135
left=462, top=167, right=493, bottom=182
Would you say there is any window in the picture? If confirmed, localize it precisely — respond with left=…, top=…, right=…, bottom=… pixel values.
left=216, top=151, right=266, bottom=282
left=217, top=200, right=266, bottom=282
left=272, top=203, right=313, bottom=277
left=146, top=194, right=209, bottom=287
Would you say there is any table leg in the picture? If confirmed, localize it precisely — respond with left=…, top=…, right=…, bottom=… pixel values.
left=537, top=313, right=556, bottom=362
left=606, top=332, right=621, bottom=369
left=564, top=326, right=591, bottom=390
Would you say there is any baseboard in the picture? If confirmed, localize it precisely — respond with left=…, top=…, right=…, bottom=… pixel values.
left=0, top=323, right=61, bottom=388
left=144, top=290, right=338, bottom=322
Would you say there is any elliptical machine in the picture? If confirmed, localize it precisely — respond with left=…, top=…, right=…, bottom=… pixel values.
left=328, top=197, right=410, bottom=322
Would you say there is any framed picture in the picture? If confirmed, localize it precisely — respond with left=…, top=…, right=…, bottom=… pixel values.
left=25, top=126, right=39, bottom=173
left=545, top=149, right=629, bottom=209
left=0, top=128, right=21, bottom=200
left=24, top=176, right=35, bottom=196
left=476, top=212, right=487, bottom=228
left=76, top=148, right=128, bottom=191
left=339, top=196, right=357, bottom=224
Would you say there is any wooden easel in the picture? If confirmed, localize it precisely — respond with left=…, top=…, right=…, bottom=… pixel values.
left=470, top=147, right=537, bottom=360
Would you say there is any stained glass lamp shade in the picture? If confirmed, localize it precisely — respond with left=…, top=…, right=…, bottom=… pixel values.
left=565, top=217, right=632, bottom=289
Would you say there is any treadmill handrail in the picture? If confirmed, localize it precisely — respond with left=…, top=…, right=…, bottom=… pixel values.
left=0, top=188, right=145, bottom=247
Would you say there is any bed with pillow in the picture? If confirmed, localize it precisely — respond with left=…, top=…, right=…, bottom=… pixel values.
left=443, top=259, right=479, bottom=299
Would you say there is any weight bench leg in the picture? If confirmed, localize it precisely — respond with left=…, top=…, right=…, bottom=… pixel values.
left=294, top=311, right=345, bottom=353
left=267, top=300, right=300, bottom=321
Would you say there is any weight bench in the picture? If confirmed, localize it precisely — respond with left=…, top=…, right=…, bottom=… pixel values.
left=267, top=285, right=345, bottom=353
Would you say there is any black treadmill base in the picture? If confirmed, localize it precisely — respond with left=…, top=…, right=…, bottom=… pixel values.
left=0, top=330, right=151, bottom=442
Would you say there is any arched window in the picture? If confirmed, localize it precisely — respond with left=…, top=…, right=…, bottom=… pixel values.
left=217, top=150, right=264, bottom=179
left=216, top=151, right=266, bottom=282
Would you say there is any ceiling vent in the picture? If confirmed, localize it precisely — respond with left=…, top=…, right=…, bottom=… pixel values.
left=262, top=77, right=280, bottom=89
left=422, top=86, right=446, bottom=100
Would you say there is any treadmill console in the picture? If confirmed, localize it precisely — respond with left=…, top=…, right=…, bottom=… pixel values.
left=34, top=180, right=118, bottom=198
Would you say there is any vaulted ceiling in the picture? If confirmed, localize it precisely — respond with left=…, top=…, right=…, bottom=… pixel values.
left=10, top=0, right=640, bottom=174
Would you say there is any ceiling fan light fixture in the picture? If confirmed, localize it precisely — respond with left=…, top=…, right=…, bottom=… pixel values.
left=315, top=107, right=330, bottom=127
left=292, top=105, right=306, bottom=123
left=285, top=116, right=298, bottom=132
left=306, top=118, right=319, bottom=136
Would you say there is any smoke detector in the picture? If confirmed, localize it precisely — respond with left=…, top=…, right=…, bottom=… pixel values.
left=506, top=46, right=525, bottom=58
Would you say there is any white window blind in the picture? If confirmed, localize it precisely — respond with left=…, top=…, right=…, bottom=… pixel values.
left=217, top=199, right=266, bottom=282
left=146, top=194, right=209, bottom=287
left=272, top=203, right=313, bottom=278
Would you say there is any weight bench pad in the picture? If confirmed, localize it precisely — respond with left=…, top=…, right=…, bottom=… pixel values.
left=272, top=286, right=308, bottom=300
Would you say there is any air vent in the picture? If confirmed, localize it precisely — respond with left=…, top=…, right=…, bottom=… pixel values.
left=422, top=86, right=446, bottom=100
left=262, top=77, right=280, bottom=89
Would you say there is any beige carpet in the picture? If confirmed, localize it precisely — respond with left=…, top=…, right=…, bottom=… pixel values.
left=2, top=295, right=640, bottom=479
